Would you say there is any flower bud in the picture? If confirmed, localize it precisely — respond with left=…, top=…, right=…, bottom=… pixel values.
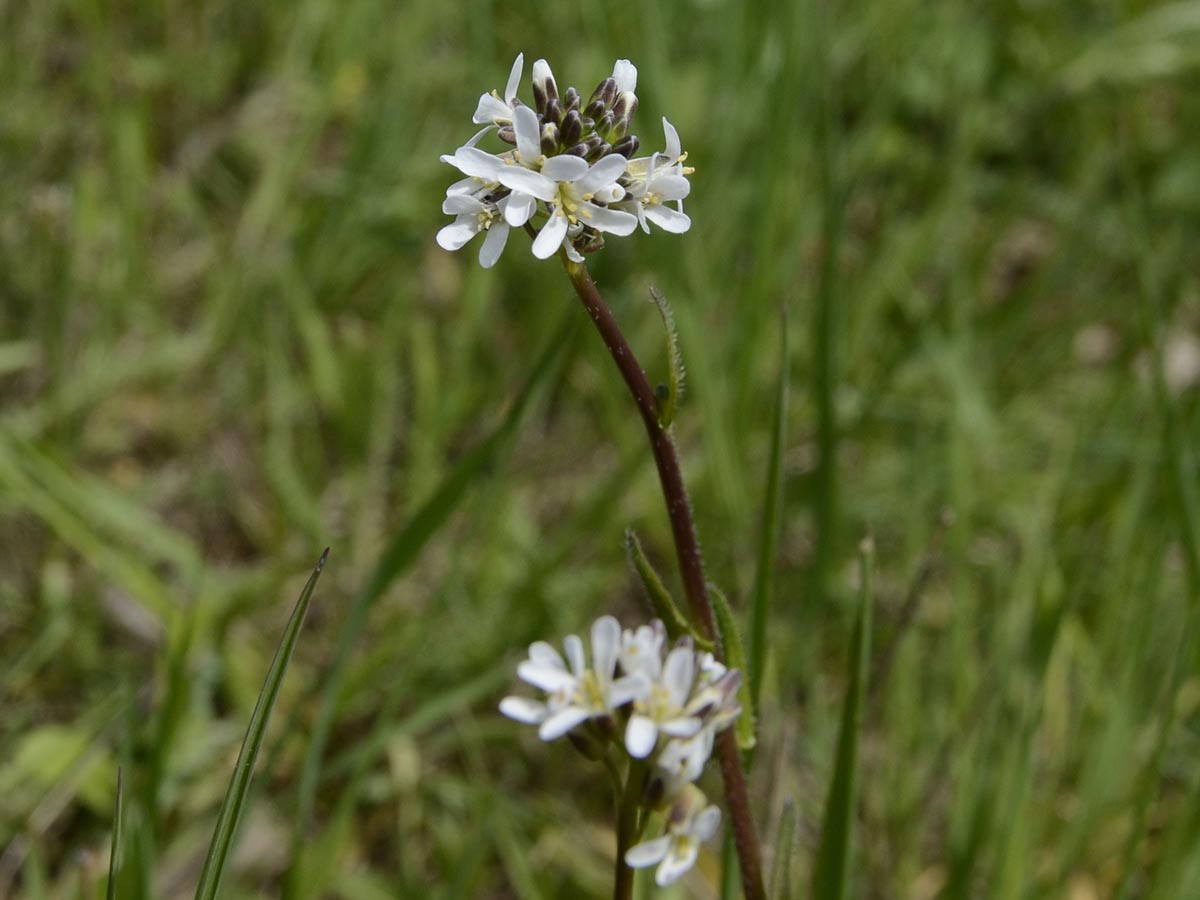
left=531, top=58, right=558, bottom=114
left=497, top=125, right=516, bottom=145
left=563, top=85, right=580, bottom=112
left=596, top=110, right=615, bottom=137
left=584, top=98, right=607, bottom=120
left=560, top=109, right=583, bottom=146
left=612, top=134, right=640, bottom=158
left=586, top=139, right=612, bottom=162
left=540, top=122, right=560, bottom=155
left=612, top=92, right=638, bottom=123
left=611, top=117, right=630, bottom=140
left=589, top=77, right=617, bottom=109
left=566, top=141, right=590, bottom=157
left=545, top=97, right=564, bottom=125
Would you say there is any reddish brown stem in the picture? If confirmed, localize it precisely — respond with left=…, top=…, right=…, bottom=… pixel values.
left=562, top=256, right=766, bottom=900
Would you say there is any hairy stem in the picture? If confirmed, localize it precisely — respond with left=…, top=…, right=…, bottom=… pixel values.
left=562, top=255, right=766, bottom=900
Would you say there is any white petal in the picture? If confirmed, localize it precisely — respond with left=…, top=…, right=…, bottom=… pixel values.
left=473, top=93, right=512, bottom=125
left=563, top=633, right=586, bottom=677
left=517, top=660, right=576, bottom=692
left=445, top=175, right=482, bottom=196
left=609, top=674, right=649, bottom=708
left=532, top=58, right=555, bottom=94
left=453, top=146, right=504, bottom=179
left=576, top=154, right=628, bottom=195
left=497, top=166, right=558, bottom=202
left=663, top=647, right=696, bottom=706
left=513, top=105, right=542, bottom=166
left=650, top=174, right=691, bottom=202
left=625, top=836, right=671, bottom=868
left=661, top=716, right=703, bottom=738
left=442, top=194, right=485, bottom=215
left=693, top=806, right=722, bottom=841
left=504, top=53, right=525, bottom=103
left=502, top=191, right=537, bottom=227
left=644, top=204, right=692, bottom=234
left=626, top=714, right=659, bottom=758
left=532, top=212, right=569, bottom=259
left=436, top=218, right=478, bottom=251
left=499, top=696, right=548, bottom=724
left=538, top=704, right=590, bottom=740
left=540, top=154, right=589, bottom=182
left=578, top=202, right=637, bottom=236
left=564, top=242, right=584, bottom=263
left=662, top=117, right=682, bottom=160
left=612, top=58, right=638, bottom=93
left=656, top=841, right=699, bottom=886
left=591, top=615, right=620, bottom=677
left=528, top=640, right=565, bottom=669
left=478, top=223, right=509, bottom=268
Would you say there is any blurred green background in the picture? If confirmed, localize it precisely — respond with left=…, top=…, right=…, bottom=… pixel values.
left=4, top=0, right=1200, bottom=897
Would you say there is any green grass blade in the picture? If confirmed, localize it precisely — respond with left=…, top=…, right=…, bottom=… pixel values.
left=104, top=767, right=124, bottom=900
left=770, top=800, right=797, bottom=900
left=295, top=313, right=575, bottom=830
left=812, top=539, right=873, bottom=900
left=193, top=549, right=329, bottom=900
left=748, top=306, right=789, bottom=710
left=710, top=582, right=756, bottom=752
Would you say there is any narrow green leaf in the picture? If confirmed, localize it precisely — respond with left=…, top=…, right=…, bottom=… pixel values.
left=710, top=583, right=756, bottom=752
left=193, top=549, right=329, bottom=900
left=770, top=800, right=797, bottom=900
left=812, top=539, right=873, bottom=900
left=295, top=313, right=575, bottom=830
left=648, top=285, right=685, bottom=427
left=104, top=767, right=124, bottom=900
left=624, top=528, right=711, bottom=650
left=720, top=830, right=740, bottom=900
left=748, top=307, right=789, bottom=711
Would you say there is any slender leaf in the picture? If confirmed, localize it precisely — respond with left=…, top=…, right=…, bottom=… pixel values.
left=710, top=583, right=756, bottom=752
left=104, top=767, right=124, bottom=900
left=812, top=539, right=873, bottom=900
left=648, top=285, right=685, bottom=427
left=193, top=549, right=329, bottom=900
left=748, top=306, right=790, bottom=710
left=624, top=528, right=711, bottom=649
left=770, top=800, right=797, bottom=900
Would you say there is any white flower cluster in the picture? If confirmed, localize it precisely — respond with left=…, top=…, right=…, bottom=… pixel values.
left=437, top=54, right=694, bottom=268
left=500, top=616, right=741, bottom=886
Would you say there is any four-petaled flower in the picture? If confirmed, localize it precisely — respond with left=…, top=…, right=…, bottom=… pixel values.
left=625, top=786, right=722, bottom=886
left=624, top=641, right=703, bottom=758
left=499, top=615, right=647, bottom=741
left=615, top=117, right=693, bottom=234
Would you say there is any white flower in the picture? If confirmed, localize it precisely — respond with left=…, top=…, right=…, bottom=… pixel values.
left=499, top=615, right=649, bottom=741
left=615, top=117, right=692, bottom=234
left=624, top=642, right=703, bottom=758
left=436, top=194, right=510, bottom=268
left=473, top=53, right=524, bottom=127
left=612, top=59, right=638, bottom=95
left=619, top=620, right=666, bottom=681
left=652, top=727, right=715, bottom=798
left=625, top=786, right=722, bottom=886
left=498, top=107, right=638, bottom=259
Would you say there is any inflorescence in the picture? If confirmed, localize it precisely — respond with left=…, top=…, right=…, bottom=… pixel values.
left=500, top=616, right=741, bottom=886
left=437, top=54, right=694, bottom=268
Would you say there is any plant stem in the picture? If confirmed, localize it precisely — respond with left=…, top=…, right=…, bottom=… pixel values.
left=562, top=256, right=766, bottom=900
left=614, top=759, right=646, bottom=900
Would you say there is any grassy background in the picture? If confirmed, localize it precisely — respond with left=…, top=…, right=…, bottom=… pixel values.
left=3, top=0, right=1200, bottom=897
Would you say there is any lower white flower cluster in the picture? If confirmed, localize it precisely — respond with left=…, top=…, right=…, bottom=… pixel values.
left=500, top=616, right=741, bottom=886
left=437, top=54, right=694, bottom=268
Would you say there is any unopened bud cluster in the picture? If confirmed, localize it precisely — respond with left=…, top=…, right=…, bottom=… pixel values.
left=500, top=616, right=740, bottom=886
left=437, top=55, right=693, bottom=268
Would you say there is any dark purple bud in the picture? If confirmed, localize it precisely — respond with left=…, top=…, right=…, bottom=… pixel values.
left=540, top=123, right=559, bottom=155
left=566, top=141, right=590, bottom=157
left=596, top=110, right=614, bottom=136
left=589, top=77, right=617, bottom=109
left=564, top=86, right=580, bottom=111
left=612, top=134, right=640, bottom=158
left=613, top=92, right=638, bottom=123
left=584, top=98, right=606, bottom=120
left=560, top=109, right=583, bottom=146
left=545, top=97, right=564, bottom=125
left=586, top=140, right=612, bottom=162
left=497, top=126, right=516, bottom=145
left=532, top=83, right=547, bottom=115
